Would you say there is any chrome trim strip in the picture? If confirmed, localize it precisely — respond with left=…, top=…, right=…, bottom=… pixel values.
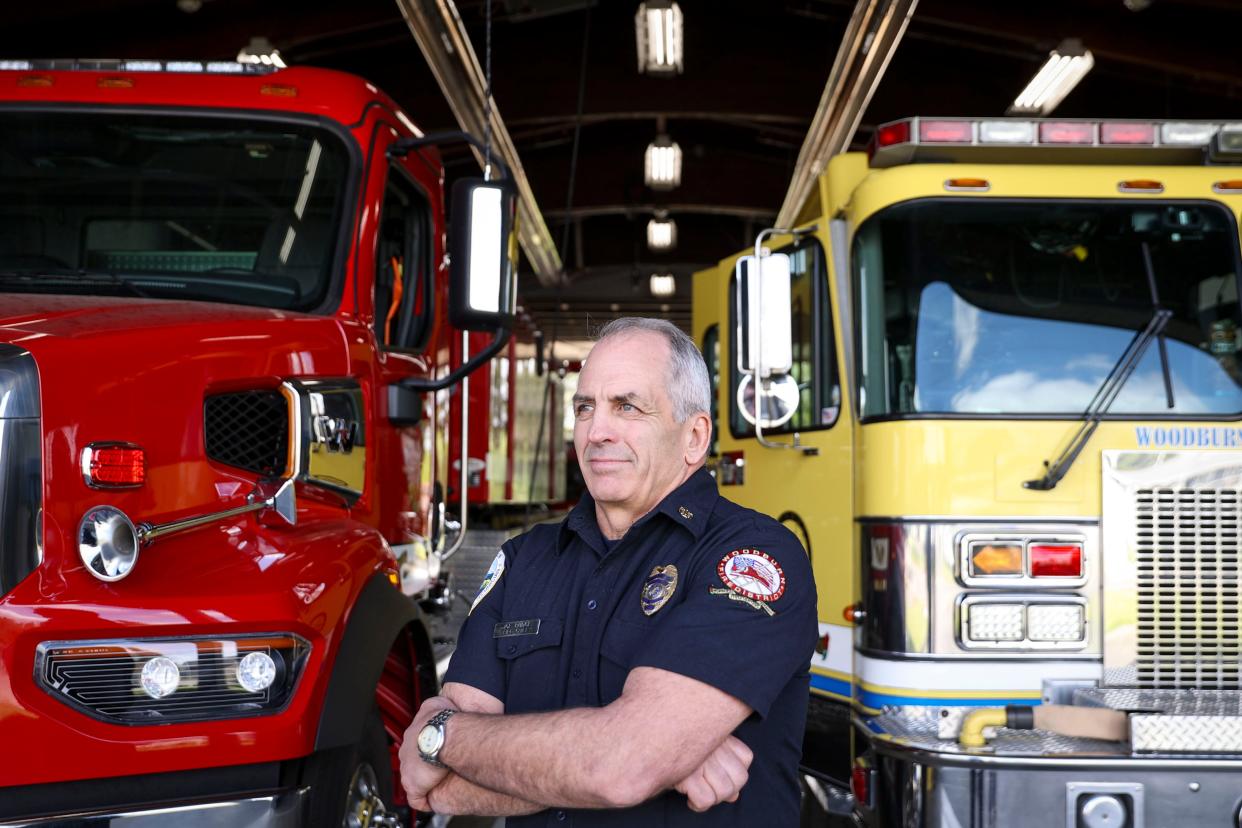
left=828, top=218, right=855, bottom=414
left=1, top=789, right=307, bottom=827
left=858, top=515, right=1099, bottom=524
left=856, top=648, right=1098, bottom=663
left=279, top=381, right=304, bottom=479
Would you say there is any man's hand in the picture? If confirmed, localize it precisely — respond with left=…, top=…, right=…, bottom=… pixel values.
left=673, top=735, right=753, bottom=812
left=398, top=695, right=458, bottom=812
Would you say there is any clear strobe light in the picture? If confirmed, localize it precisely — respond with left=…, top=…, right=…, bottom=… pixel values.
left=236, top=651, right=278, bottom=692
left=1027, top=604, right=1085, bottom=642
left=140, top=656, right=181, bottom=699
left=967, top=603, right=1025, bottom=641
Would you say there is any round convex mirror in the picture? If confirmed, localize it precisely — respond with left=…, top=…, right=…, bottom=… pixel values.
left=736, top=373, right=800, bottom=428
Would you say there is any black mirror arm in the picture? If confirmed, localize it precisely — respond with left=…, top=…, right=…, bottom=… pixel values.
left=388, top=131, right=512, bottom=181
left=399, top=327, right=510, bottom=393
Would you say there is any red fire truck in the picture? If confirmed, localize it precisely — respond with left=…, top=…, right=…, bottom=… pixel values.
left=0, top=59, right=516, bottom=826
left=453, top=332, right=568, bottom=519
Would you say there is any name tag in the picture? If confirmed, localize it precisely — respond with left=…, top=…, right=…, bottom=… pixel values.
left=493, top=619, right=541, bottom=638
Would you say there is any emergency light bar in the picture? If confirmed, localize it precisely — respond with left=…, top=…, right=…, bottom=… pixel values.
left=870, top=116, right=1242, bottom=168
left=0, top=59, right=279, bottom=75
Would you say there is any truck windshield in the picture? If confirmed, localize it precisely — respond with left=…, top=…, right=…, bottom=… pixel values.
left=854, top=199, right=1242, bottom=418
left=0, top=110, right=350, bottom=311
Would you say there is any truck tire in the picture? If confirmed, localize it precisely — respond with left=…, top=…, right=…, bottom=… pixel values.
left=303, top=706, right=404, bottom=827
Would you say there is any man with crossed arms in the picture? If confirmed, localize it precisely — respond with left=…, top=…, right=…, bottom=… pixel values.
left=399, top=317, right=817, bottom=826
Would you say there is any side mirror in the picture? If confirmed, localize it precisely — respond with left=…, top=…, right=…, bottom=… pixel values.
left=735, top=252, right=793, bottom=378
left=449, top=177, right=517, bottom=332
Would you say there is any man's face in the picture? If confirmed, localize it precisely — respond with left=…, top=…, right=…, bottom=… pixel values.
left=572, top=332, right=691, bottom=515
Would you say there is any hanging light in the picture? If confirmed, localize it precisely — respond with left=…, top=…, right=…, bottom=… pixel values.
left=647, top=216, right=677, bottom=251
left=644, top=134, right=682, bottom=190
left=1008, top=39, right=1093, bottom=116
left=649, top=273, right=676, bottom=297
left=635, top=1, right=684, bottom=75
left=237, top=37, right=287, bottom=69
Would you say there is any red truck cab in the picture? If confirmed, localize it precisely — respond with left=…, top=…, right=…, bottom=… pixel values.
left=0, top=60, right=513, bottom=826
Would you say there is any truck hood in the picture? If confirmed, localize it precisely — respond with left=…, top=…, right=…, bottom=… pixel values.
left=0, top=294, right=359, bottom=584
left=0, top=294, right=310, bottom=339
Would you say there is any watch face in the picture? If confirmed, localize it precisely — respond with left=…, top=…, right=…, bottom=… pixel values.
left=417, top=723, right=442, bottom=755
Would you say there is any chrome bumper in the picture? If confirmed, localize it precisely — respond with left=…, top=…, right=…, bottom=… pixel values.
left=858, top=718, right=1242, bottom=828
left=1, top=789, right=307, bottom=827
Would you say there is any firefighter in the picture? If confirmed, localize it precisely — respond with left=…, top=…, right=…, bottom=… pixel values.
left=399, top=317, right=818, bottom=826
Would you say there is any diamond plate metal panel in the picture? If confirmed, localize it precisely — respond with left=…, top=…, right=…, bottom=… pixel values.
left=1101, top=451, right=1242, bottom=690
left=871, top=708, right=1128, bottom=757
left=1131, top=715, right=1242, bottom=753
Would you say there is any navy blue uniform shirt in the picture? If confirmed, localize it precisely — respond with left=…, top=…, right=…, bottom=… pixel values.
left=444, top=467, right=818, bottom=827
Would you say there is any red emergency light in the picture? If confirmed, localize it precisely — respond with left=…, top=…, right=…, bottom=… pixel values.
left=1038, top=122, right=1095, bottom=144
left=919, top=120, right=972, bottom=143
left=867, top=116, right=1236, bottom=168
left=1100, top=122, right=1156, bottom=145
left=82, top=444, right=145, bottom=488
left=875, top=120, right=911, bottom=148
left=1029, top=543, right=1082, bottom=578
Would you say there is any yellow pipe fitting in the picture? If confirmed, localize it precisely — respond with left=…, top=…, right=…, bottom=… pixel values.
left=958, top=708, right=1008, bottom=748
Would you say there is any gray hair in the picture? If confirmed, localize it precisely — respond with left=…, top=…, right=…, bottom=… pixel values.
left=595, top=317, right=711, bottom=423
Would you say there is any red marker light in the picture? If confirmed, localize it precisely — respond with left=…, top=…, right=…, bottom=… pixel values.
left=851, top=764, right=871, bottom=807
left=1039, top=122, right=1095, bottom=144
left=83, top=444, right=145, bottom=487
left=1029, top=543, right=1082, bottom=577
left=1100, top=122, right=1156, bottom=145
left=876, top=120, right=911, bottom=147
left=919, top=120, right=973, bottom=143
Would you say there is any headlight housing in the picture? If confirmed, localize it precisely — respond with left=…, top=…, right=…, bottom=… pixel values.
left=35, top=634, right=310, bottom=724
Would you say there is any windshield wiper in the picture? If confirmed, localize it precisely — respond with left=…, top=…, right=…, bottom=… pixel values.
left=0, top=269, right=152, bottom=298
left=1024, top=241, right=1174, bottom=491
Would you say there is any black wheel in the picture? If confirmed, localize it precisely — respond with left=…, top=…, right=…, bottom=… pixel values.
left=303, top=706, right=405, bottom=827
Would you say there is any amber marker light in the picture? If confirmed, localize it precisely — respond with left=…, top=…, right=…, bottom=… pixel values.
left=1213, top=180, right=1242, bottom=193
left=97, top=77, right=135, bottom=89
left=17, top=74, right=53, bottom=88
left=1118, top=179, right=1164, bottom=193
left=260, top=84, right=298, bottom=97
left=969, top=542, right=1023, bottom=576
left=944, top=178, right=990, bottom=192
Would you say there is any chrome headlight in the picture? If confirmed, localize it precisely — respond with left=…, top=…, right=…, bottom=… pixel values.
left=35, top=634, right=310, bottom=723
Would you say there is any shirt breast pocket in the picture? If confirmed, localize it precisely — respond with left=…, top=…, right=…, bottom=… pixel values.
left=598, top=618, right=651, bottom=702
left=495, top=617, right=564, bottom=713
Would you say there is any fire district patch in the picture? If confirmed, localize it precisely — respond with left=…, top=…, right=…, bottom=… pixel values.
left=717, top=548, right=786, bottom=603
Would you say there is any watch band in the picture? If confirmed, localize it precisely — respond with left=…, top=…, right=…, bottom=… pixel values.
left=419, top=708, right=457, bottom=768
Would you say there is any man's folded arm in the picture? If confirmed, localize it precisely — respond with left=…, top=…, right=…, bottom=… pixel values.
left=423, top=682, right=547, bottom=816
left=439, top=666, right=752, bottom=809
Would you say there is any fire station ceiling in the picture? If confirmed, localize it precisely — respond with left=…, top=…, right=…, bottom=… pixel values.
left=5, top=0, right=1242, bottom=346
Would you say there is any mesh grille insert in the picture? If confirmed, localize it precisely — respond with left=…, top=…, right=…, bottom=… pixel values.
left=203, top=391, right=288, bottom=477
left=1135, top=486, right=1242, bottom=689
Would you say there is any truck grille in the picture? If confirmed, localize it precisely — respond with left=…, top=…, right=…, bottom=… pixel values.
left=1135, top=486, right=1242, bottom=689
left=203, top=391, right=288, bottom=477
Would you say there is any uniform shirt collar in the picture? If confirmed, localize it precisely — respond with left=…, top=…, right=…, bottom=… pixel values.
left=557, top=466, right=718, bottom=553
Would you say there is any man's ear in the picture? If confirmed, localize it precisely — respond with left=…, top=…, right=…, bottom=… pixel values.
left=683, top=411, right=712, bottom=466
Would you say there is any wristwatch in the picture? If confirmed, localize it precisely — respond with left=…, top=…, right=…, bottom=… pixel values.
left=416, top=708, right=457, bottom=768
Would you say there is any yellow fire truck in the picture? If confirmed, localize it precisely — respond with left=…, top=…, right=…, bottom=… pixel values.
left=693, top=117, right=1242, bottom=828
